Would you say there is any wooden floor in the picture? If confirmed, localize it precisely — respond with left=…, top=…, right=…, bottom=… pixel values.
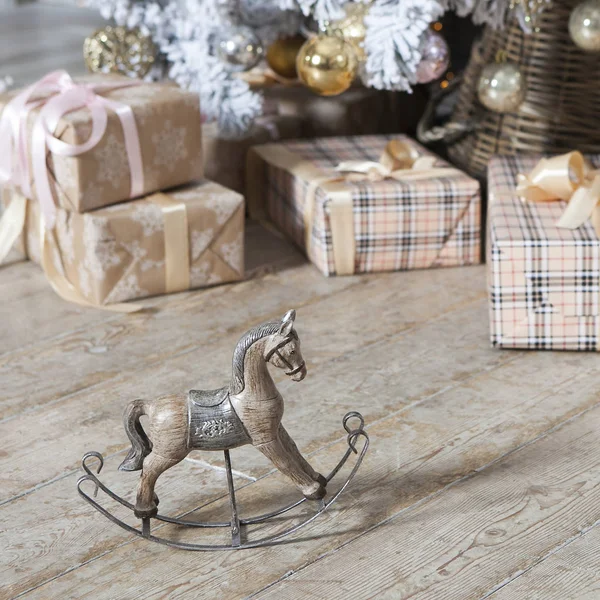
left=3, top=223, right=600, bottom=600
left=3, top=4, right=600, bottom=600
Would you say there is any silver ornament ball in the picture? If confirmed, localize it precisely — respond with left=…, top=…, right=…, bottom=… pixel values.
left=216, top=25, right=264, bottom=72
left=477, top=62, right=527, bottom=113
left=416, top=29, right=451, bottom=84
left=569, top=0, right=600, bottom=52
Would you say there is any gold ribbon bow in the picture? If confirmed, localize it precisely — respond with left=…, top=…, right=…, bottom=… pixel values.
left=0, top=192, right=190, bottom=312
left=517, top=151, right=600, bottom=234
left=248, top=140, right=463, bottom=275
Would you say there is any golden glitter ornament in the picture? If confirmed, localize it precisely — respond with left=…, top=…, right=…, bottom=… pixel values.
left=296, top=34, right=358, bottom=96
left=83, top=26, right=157, bottom=79
left=332, top=2, right=368, bottom=62
left=266, top=34, right=306, bottom=79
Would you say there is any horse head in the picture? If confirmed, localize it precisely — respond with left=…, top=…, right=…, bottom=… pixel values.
left=264, top=310, right=307, bottom=382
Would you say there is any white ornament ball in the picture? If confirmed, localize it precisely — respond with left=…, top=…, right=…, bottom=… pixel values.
left=477, top=62, right=527, bottom=113
left=569, top=0, right=600, bottom=52
left=216, top=25, right=264, bottom=72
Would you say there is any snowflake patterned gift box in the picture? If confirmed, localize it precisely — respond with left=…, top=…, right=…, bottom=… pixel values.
left=0, top=72, right=202, bottom=215
left=488, top=154, right=600, bottom=351
left=7, top=180, right=244, bottom=306
left=247, top=135, right=481, bottom=276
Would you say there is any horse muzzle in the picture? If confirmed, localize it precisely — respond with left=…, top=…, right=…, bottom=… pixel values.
left=288, top=363, right=307, bottom=382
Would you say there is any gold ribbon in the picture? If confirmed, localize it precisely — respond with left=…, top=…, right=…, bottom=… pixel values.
left=147, top=193, right=191, bottom=294
left=0, top=192, right=191, bottom=311
left=247, top=140, right=463, bottom=275
left=517, top=151, right=600, bottom=234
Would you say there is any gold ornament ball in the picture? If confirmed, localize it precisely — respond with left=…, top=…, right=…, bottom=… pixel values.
left=296, top=35, right=358, bottom=96
left=569, top=0, right=600, bottom=52
left=333, top=3, right=368, bottom=62
left=83, top=26, right=157, bottom=78
left=266, top=34, right=306, bottom=79
left=477, top=62, right=527, bottom=113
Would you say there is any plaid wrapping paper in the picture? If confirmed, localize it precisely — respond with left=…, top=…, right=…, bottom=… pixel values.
left=488, top=154, right=600, bottom=351
left=251, top=135, right=481, bottom=276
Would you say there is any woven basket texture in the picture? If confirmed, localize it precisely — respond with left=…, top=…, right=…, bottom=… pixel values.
left=448, top=0, right=600, bottom=179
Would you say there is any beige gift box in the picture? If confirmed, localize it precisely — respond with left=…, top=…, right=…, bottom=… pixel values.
left=0, top=74, right=203, bottom=214
left=5, top=180, right=244, bottom=306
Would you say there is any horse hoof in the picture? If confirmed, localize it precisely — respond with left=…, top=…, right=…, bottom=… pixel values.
left=304, top=483, right=327, bottom=501
left=134, top=504, right=158, bottom=519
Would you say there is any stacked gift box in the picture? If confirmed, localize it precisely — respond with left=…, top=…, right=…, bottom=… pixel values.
left=0, top=72, right=245, bottom=308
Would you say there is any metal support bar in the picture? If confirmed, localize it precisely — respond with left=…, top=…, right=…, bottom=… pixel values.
left=224, top=449, right=241, bottom=547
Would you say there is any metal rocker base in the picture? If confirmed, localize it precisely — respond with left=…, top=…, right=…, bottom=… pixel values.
left=78, top=412, right=369, bottom=551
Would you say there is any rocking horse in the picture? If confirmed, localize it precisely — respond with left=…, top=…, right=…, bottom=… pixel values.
left=78, top=310, right=368, bottom=550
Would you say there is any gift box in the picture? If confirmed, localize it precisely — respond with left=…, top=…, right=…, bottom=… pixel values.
left=0, top=72, right=203, bottom=217
left=488, top=154, right=600, bottom=350
left=7, top=180, right=244, bottom=306
left=202, top=115, right=302, bottom=193
left=247, top=135, right=481, bottom=276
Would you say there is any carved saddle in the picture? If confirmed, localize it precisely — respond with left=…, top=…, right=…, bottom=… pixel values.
left=187, top=388, right=251, bottom=450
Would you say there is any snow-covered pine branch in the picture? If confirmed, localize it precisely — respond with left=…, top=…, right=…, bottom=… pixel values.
left=363, top=0, right=444, bottom=91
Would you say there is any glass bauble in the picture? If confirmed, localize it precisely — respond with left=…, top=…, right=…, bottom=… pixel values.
left=416, top=29, right=450, bottom=84
left=296, top=35, right=358, bottom=96
left=569, top=0, right=600, bottom=52
left=477, top=62, right=527, bottom=113
left=216, top=25, right=264, bottom=72
left=266, top=35, right=306, bottom=79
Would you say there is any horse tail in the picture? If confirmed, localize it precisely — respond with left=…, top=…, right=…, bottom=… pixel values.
left=119, top=399, right=151, bottom=472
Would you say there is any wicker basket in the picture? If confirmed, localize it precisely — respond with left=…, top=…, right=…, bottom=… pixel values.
left=444, top=0, right=600, bottom=179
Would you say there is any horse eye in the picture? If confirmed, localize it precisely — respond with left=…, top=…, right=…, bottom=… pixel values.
left=290, top=349, right=296, bottom=354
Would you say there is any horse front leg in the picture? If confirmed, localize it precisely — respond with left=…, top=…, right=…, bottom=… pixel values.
left=257, top=425, right=326, bottom=500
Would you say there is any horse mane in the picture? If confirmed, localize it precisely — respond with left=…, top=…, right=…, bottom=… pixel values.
left=230, top=321, right=281, bottom=394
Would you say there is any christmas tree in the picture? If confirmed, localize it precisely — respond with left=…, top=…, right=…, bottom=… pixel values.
left=86, top=0, right=600, bottom=140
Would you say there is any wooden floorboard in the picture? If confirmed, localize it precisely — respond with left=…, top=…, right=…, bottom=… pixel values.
left=488, top=522, right=600, bottom=599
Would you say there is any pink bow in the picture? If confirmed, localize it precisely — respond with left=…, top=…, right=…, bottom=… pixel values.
left=0, top=70, right=144, bottom=229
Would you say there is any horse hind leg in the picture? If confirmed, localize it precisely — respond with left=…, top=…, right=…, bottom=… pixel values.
left=134, top=452, right=184, bottom=519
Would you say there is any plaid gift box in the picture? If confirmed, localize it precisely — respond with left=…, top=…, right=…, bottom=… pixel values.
left=489, top=154, right=600, bottom=351
left=247, top=135, right=481, bottom=276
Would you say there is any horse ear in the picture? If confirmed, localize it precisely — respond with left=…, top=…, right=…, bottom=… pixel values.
left=279, top=309, right=296, bottom=335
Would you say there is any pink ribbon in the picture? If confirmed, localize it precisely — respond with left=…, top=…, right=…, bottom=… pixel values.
left=0, top=70, right=144, bottom=229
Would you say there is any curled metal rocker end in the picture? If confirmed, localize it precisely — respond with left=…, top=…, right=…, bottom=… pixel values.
left=343, top=412, right=367, bottom=454
left=343, top=411, right=365, bottom=436
left=81, top=452, right=104, bottom=497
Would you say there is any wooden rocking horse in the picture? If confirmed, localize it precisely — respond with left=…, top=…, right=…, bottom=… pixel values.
left=78, top=310, right=368, bottom=550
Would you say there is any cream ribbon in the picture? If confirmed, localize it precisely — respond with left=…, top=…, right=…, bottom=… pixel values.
left=517, top=151, right=600, bottom=234
left=247, top=140, right=464, bottom=275
left=0, top=193, right=191, bottom=311
left=147, top=193, right=190, bottom=294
